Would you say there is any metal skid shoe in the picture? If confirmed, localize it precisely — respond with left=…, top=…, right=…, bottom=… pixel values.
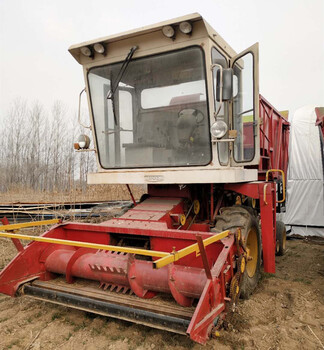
left=187, top=229, right=248, bottom=343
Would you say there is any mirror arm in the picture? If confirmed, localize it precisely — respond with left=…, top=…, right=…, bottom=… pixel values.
left=78, top=87, right=91, bottom=129
left=211, top=64, right=223, bottom=120
left=75, top=149, right=96, bottom=153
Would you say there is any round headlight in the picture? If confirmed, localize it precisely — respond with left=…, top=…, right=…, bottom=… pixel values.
left=179, top=21, right=192, bottom=34
left=162, top=25, right=175, bottom=38
left=94, top=43, right=105, bottom=54
left=77, top=134, right=90, bottom=149
left=80, top=46, right=92, bottom=57
left=211, top=120, right=228, bottom=138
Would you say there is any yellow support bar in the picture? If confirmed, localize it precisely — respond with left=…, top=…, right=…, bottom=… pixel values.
left=0, top=222, right=229, bottom=264
left=153, top=230, right=230, bottom=269
left=0, top=231, right=169, bottom=258
left=0, top=219, right=61, bottom=231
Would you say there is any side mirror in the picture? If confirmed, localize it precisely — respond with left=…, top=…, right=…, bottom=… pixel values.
left=74, top=134, right=91, bottom=150
left=216, top=68, right=233, bottom=102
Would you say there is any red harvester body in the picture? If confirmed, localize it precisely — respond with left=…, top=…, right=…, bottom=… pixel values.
left=0, top=96, right=289, bottom=344
left=0, top=14, right=290, bottom=345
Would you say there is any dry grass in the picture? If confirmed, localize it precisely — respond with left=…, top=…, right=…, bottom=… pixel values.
left=0, top=184, right=146, bottom=204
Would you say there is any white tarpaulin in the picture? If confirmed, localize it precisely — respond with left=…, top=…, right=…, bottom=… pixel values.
left=284, top=105, right=324, bottom=237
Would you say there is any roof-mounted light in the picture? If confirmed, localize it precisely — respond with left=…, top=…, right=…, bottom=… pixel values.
left=162, top=25, right=175, bottom=39
left=179, top=21, right=192, bottom=35
left=80, top=46, right=92, bottom=57
left=94, top=42, right=106, bottom=55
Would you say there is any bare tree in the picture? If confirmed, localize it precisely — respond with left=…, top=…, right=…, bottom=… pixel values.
left=0, top=98, right=97, bottom=198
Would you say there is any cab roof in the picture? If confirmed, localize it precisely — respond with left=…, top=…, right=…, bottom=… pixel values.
left=69, top=13, right=237, bottom=64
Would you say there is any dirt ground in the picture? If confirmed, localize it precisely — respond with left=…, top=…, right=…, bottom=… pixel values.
left=0, top=233, right=323, bottom=350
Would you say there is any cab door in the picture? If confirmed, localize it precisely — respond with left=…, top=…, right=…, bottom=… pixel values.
left=230, top=43, right=259, bottom=166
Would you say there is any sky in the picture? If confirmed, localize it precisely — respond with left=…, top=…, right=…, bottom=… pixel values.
left=0, top=0, right=323, bottom=120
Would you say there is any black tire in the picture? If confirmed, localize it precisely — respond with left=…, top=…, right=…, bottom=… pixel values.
left=276, top=221, right=286, bottom=256
left=215, top=206, right=261, bottom=299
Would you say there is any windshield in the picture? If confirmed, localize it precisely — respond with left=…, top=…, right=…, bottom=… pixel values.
left=88, top=46, right=211, bottom=169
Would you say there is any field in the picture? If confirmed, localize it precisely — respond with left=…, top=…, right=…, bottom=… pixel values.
left=0, top=185, right=145, bottom=204
left=0, top=217, right=323, bottom=349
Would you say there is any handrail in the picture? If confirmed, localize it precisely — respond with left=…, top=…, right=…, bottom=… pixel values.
left=266, top=168, right=286, bottom=203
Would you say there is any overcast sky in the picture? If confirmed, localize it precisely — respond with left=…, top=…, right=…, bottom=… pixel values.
left=0, top=0, right=323, bottom=120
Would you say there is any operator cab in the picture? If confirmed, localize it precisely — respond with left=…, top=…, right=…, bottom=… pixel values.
left=88, top=46, right=210, bottom=168
left=69, top=13, right=260, bottom=184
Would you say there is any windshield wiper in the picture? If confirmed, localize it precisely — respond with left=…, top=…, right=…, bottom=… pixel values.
left=107, top=46, right=138, bottom=125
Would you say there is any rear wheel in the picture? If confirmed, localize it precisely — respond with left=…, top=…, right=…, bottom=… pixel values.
left=215, top=206, right=261, bottom=299
left=276, top=221, right=286, bottom=256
